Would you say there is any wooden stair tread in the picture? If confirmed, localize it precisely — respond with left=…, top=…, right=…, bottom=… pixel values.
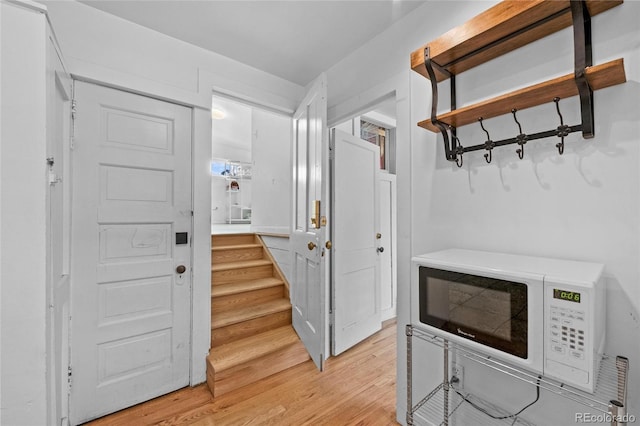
left=207, top=326, right=301, bottom=372
left=212, top=299, right=291, bottom=329
left=418, top=59, right=626, bottom=132
left=211, top=259, right=271, bottom=272
left=212, top=243, right=262, bottom=252
left=212, top=278, right=283, bottom=298
left=410, top=0, right=623, bottom=82
left=211, top=233, right=256, bottom=247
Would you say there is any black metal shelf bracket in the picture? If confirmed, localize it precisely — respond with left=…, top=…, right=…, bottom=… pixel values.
left=423, top=0, right=595, bottom=165
left=571, top=0, right=594, bottom=138
left=424, top=47, right=456, bottom=162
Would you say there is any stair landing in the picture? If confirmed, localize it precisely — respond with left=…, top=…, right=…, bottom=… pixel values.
left=206, top=326, right=309, bottom=397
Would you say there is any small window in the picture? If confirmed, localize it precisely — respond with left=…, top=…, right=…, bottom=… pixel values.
left=211, top=159, right=228, bottom=176
left=360, top=119, right=388, bottom=170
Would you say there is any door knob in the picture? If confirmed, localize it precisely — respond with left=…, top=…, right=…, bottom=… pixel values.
left=176, top=265, right=186, bottom=274
left=377, top=247, right=384, bottom=253
left=325, top=241, right=332, bottom=249
left=308, top=242, right=317, bottom=250
left=376, top=233, right=382, bottom=239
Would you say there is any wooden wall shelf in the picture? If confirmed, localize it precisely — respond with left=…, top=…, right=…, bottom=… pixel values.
left=410, top=0, right=623, bottom=82
left=411, top=0, right=626, bottom=165
left=418, top=58, right=626, bottom=133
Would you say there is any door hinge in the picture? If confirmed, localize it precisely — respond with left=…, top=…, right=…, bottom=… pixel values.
left=67, top=365, right=72, bottom=394
left=329, top=138, right=335, bottom=160
left=70, top=99, right=77, bottom=150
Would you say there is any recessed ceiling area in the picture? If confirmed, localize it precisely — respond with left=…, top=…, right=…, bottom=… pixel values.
left=76, top=0, right=426, bottom=87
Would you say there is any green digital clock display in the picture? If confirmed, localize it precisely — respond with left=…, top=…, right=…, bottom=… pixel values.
left=553, top=289, right=581, bottom=303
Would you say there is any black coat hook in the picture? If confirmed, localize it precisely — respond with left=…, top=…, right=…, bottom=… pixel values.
left=554, top=97, right=570, bottom=155
left=448, top=125, right=464, bottom=168
left=479, top=117, right=494, bottom=163
left=512, top=108, right=528, bottom=160
left=455, top=151, right=464, bottom=168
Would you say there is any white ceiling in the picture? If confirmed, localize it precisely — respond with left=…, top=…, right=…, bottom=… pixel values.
left=77, top=0, right=426, bottom=87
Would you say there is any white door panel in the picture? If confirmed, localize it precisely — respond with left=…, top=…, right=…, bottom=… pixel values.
left=70, top=82, right=192, bottom=424
left=291, top=74, right=327, bottom=370
left=332, top=129, right=381, bottom=355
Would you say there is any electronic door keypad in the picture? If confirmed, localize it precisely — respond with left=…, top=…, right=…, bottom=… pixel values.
left=176, top=232, right=188, bottom=245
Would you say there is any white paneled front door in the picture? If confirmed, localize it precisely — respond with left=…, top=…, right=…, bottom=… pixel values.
left=291, top=74, right=328, bottom=371
left=70, top=82, right=192, bottom=424
left=332, top=129, right=381, bottom=355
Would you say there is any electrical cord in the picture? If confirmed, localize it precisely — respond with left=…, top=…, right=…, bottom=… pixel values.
left=450, top=375, right=542, bottom=420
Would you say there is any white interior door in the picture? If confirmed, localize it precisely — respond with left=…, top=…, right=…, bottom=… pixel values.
left=70, top=82, right=192, bottom=424
left=331, top=129, right=381, bottom=355
left=378, top=173, right=397, bottom=322
left=291, top=74, right=327, bottom=370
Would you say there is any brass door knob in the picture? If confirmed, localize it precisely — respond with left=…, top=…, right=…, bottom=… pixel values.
left=376, top=233, right=382, bottom=239
left=325, top=241, right=332, bottom=249
left=176, top=265, right=186, bottom=274
left=308, top=242, right=317, bottom=251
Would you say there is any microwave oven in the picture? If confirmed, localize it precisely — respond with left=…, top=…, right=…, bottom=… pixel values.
left=412, top=249, right=606, bottom=393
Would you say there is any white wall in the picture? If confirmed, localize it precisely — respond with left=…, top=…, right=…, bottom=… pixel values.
left=327, top=0, right=640, bottom=424
left=212, top=95, right=252, bottom=163
left=44, top=1, right=304, bottom=112
left=211, top=177, right=227, bottom=224
left=251, top=109, right=292, bottom=234
left=0, top=2, right=49, bottom=424
left=261, top=236, right=292, bottom=285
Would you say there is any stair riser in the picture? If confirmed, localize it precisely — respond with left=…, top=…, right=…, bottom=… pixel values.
left=212, top=286, right=284, bottom=314
left=211, top=234, right=256, bottom=247
left=211, top=310, right=292, bottom=348
left=212, top=265, right=273, bottom=285
left=212, top=247, right=263, bottom=264
left=207, top=342, right=310, bottom=397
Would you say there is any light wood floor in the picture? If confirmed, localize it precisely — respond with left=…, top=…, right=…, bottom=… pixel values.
left=86, top=321, right=398, bottom=426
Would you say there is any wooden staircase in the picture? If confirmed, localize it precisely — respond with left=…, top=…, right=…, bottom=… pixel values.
left=207, top=233, right=309, bottom=397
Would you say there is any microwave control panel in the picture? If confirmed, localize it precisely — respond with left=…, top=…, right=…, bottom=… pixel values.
left=544, top=285, right=594, bottom=392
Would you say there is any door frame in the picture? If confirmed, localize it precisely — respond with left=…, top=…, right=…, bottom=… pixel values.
left=68, top=80, right=195, bottom=422
left=69, top=77, right=204, bottom=387
left=47, top=65, right=73, bottom=426
left=328, top=93, right=399, bottom=352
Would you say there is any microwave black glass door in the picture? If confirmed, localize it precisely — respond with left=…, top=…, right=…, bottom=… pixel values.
left=418, top=267, right=528, bottom=358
